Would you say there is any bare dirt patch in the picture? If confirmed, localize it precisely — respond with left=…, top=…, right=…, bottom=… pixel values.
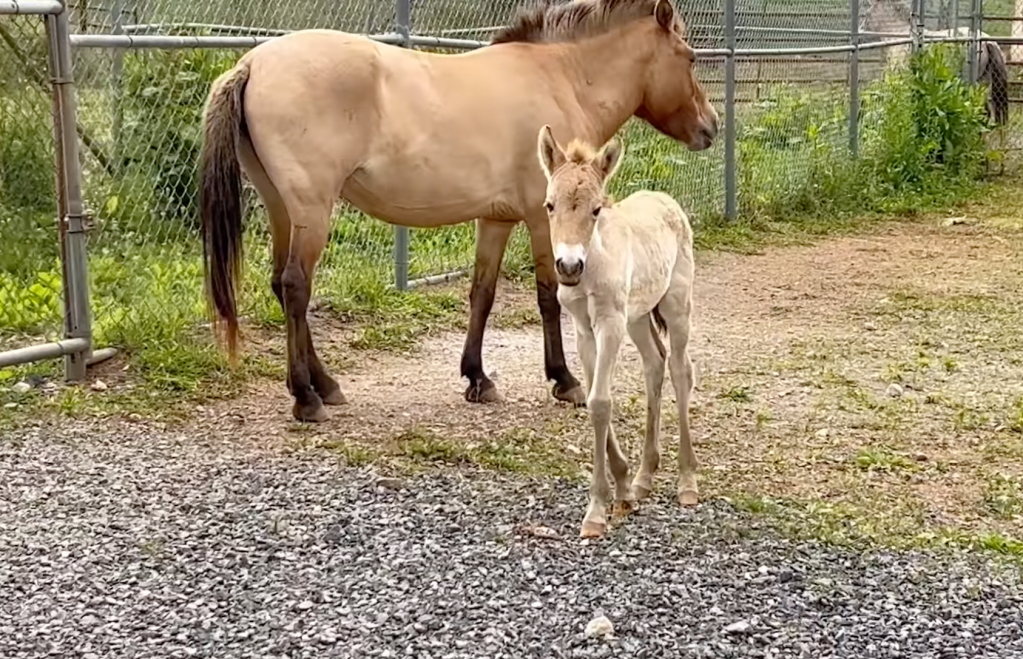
left=170, top=197, right=1023, bottom=549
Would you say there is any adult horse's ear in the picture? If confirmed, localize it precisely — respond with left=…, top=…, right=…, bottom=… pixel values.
left=595, top=139, right=624, bottom=184
left=654, top=0, right=675, bottom=31
left=537, top=124, right=565, bottom=179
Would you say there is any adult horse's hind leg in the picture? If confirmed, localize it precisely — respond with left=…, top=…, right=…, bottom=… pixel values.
left=241, top=138, right=345, bottom=412
left=525, top=212, right=584, bottom=406
left=280, top=209, right=336, bottom=423
left=461, top=218, right=515, bottom=403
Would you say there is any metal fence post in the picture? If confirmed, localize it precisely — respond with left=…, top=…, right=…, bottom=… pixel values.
left=48, top=4, right=93, bottom=381
left=910, top=0, right=924, bottom=55
left=969, top=0, right=980, bottom=82
left=393, top=0, right=411, bottom=291
left=724, top=0, right=737, bottom=221
left=849, top=0, right=859, bottom=158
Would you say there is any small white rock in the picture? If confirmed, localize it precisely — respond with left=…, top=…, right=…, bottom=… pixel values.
left=90, top=380, right=108, bottom=392
left=724, top=620, right=752, bottom=634
left=585, top=614, right=615, bottom=639
left=11, top=381, right=31, bottom=394
left=886, top=383, right=904, bottom=398
left=815, top=428, right=829, bottom=439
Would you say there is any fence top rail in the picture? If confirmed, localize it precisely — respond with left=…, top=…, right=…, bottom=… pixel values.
left=70, top=31, right=928, bottom=57
left=0, top=0, right=62, bottom=15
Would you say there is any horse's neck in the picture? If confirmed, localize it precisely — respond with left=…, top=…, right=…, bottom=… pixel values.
left=555, top=23, right=655, bottom=145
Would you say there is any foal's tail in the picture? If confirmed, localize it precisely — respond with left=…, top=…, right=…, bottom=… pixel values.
left=200, top=61, right=251, bottom=361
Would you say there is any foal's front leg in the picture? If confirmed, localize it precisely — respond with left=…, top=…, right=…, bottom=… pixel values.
left=581, top=311, right=627, bottom=538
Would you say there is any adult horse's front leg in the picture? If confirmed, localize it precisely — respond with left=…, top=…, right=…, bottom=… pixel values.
left=460, top=218, right=515, bottom=403
left=525, top=214, right=585, bottom=406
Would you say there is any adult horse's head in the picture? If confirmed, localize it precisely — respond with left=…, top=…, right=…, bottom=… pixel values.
left=493, top=0, right=718, bottom=151
left=633, top=0, right=718, bottom=150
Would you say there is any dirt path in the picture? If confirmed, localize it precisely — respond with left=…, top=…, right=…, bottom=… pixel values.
left=181, top=205, right=1023, bottom=546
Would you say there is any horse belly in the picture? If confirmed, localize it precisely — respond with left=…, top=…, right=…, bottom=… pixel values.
left=342, top=153, right=517, bottom=228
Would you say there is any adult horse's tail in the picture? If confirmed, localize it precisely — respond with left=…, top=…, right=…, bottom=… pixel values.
left=984, top=41, right=1009, bottom=126
left=200, top=62, right=251, bottom=361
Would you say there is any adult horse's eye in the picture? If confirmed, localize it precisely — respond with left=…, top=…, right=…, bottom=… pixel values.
left=592, top=207, right=601, bottom=218
left=545, top=202, right=554, bottom=213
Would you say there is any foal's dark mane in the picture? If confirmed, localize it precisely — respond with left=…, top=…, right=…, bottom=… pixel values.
left=492, top=0, right=661, bottom=45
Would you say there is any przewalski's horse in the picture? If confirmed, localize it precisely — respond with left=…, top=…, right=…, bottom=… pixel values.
left=537, top=125, right=698, bottom=539
left=199, top=0, right=718, bottom=422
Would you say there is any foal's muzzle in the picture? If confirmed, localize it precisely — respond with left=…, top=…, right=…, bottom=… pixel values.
left=555, top=257, right=584, bottom=286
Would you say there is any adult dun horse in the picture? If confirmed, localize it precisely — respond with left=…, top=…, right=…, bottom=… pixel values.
left=199, top=0, right=718, bottom=422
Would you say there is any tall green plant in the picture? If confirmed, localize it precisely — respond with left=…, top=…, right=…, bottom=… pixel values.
left=115, top=48, right=239, bottom=235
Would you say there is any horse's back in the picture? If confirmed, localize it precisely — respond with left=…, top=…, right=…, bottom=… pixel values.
left=596, top=190, right=692, bottom=319
left=616, top=190, right=693, bottom=251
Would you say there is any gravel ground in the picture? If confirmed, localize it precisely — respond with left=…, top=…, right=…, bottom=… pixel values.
left=2, top=423, right=1022, bottom=659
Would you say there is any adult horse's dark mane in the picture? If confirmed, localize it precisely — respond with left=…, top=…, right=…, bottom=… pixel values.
left=492, top=0, right=661, bottom=45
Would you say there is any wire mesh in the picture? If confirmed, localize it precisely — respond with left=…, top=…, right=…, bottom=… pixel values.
left=0, top=15, right=62, bottom=353
left=6, top=0, right=1023, bottom=366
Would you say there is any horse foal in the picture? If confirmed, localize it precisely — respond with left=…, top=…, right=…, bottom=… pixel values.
left=537, top=125, right=698, bottom=539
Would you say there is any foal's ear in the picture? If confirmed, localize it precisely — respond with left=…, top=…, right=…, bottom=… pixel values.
left=594, top=139, right=624, bottom=184
left=654, top=0, right=675, bottom=31
left=537, top=124, right=566, bottom=179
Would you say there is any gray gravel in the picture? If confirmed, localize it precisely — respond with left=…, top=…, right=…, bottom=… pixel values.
left=2, top=422, right=1022, bottom=659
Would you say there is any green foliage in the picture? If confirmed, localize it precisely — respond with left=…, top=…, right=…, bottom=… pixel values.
left=112, top=48, right=239, bottom=235
left=0, top=96, right=54, bottom=214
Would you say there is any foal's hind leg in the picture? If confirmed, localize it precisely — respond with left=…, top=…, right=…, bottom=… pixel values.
left=626, top=314, right=667, bottom=503
left=658, top=293, right=698, bottom=506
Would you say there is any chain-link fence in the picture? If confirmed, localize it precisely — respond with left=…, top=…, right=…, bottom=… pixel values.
left=1, top=0, right=1020, bottom=379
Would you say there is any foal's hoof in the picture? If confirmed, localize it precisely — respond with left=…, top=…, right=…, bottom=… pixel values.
left=678, top=489, right=699, bottom=507
left=465, top=380, right=503, bottom=404
left=579, top=520, right=606, bottom=539
left=321, top=387, right=348, bottom=406
left=293, top=399, right=329, bottom=423
left=629, top=483, right=653, bottom=502
left=553, top=383, right=586, bottom=407
left=612, top=500, right=637, bottom=519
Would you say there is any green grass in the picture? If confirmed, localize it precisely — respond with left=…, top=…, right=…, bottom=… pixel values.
left=0, top=42, right=1010, bottom=427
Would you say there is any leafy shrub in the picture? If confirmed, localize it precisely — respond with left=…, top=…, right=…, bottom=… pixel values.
left=110, top=48, right=238, bottom=236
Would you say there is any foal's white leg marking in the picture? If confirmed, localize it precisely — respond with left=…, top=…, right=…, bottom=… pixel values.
left=581, top=310, right=627, bottom=538
left=626, top=314, right=667, bottom=502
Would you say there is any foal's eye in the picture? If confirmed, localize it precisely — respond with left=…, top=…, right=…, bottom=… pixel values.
left=591, top=207, right=601, bottom=218
left=545, top=202, right=554, bottom=213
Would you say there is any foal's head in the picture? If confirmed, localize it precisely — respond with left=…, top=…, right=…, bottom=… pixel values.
left=537, top=125, right=624, bottom=287
left=637, top=0, right=719, bottom=151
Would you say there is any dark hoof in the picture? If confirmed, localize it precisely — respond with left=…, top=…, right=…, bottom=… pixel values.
left=465, top=379, right=503, bottom=404
left=553, top=383, right=586, bottom=407
left=293, top=396, right=328, bottom=423
left=319, top=382, right=348, bottom=406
